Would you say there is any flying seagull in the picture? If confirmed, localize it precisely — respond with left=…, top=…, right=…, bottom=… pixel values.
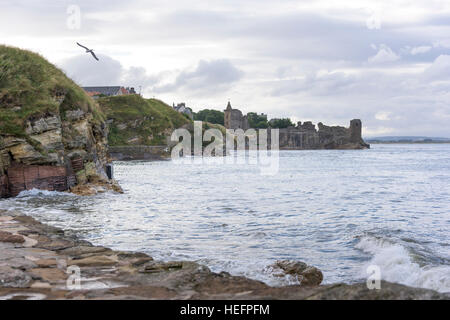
left=76, top=42, right=99, bottom=61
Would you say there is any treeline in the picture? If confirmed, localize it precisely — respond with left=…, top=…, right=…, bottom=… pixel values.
left=193, top=109, right=224, bottom=125
left=193, top=109, right=294, bottom=129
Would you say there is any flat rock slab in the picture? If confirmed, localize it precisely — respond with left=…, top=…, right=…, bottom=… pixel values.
left=69, top=256, right=117, bottom=267
left=30, top=268, right=67, bottom=282
left=0, top=231, right=25, bottom=244
left=59, top=246, right=112, bottom=257
left=35, top=259, right=58, bottom=268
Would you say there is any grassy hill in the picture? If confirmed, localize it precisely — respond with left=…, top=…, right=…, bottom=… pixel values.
left=0, top=45, right=104, bottom=139
left=0, top=45, right=214, bottom=151
left=98, top=95, right=191, bottom=146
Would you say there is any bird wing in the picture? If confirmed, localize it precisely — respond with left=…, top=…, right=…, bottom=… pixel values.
left=90, top=51, right=99, bottom=61
left=77, top=42, right=89, bottom=50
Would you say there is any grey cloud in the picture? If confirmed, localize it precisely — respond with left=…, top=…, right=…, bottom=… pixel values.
left=121, top=66, right=160, bottom=89
left=60, top=54, right=242, bottom=96
left=422, top=55, right=450, bottom=81
left=60, top=54, right=161, bottom=90
left=270, top=71, right=357, bottom=97
left=266, top=59, right=450, bottom=137
left=3, top=0, right=450, bottom=136
left=60, top=54, right=124, bottom=86
left=154, top=59, right=244, bottom=93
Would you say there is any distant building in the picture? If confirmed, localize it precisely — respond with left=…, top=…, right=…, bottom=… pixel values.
left=82, top=86, right=136, bottom=99
left=173, top=102, right=193, bottom=119
left=224, top=101, right=249, bottom=130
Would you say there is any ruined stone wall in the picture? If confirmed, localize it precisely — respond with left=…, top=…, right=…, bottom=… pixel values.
left=277, top=128, right=320, bottom=150
left=268, top=120, right=369, bottom=150
left=223, top=105, right=369, bottom=150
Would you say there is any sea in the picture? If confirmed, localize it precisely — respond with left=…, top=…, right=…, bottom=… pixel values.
left=1, top=144, right=449, bottom=292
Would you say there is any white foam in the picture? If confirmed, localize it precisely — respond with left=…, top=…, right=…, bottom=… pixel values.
left=16, top=188, right=76, bottom=198
left=356, top=236, right=450, bottom=293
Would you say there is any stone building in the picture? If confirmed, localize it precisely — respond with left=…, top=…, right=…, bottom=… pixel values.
left=224, top=102, right=249, bottom=130
left=172, top=103, right=193, bottom=119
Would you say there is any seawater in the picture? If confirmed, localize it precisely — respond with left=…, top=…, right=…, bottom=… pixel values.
left=1, top=144, right=449, bottom=292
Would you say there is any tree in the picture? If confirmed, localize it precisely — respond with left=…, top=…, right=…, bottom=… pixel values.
left=269, top=118, right=294, bottom=128
left=194, top=109, right=224, bottom=125
left=247, top=112, right=269, bottom=128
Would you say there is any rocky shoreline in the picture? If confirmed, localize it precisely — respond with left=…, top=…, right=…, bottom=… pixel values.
left=0, top=209, right=448, bottom=300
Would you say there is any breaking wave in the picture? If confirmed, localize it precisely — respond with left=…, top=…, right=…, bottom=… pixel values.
left=356, top=236, right=450, bottom=293
left=16, top=189, right=76, bottom=198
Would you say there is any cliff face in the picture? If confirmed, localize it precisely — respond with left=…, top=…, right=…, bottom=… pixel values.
left=276, top=119, right=370, bottom=150
left=0, top=45, right=110, bottom=198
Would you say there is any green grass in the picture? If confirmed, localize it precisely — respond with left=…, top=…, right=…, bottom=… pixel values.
left=0, top=45, right=104, bottom=138
left=98, top=95, right=191, bottom=146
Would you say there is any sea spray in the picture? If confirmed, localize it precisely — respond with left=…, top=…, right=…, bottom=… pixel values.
left=356, top=236, right=450, bottom=293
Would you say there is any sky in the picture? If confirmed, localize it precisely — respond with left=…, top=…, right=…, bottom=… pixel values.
left=1, top=0, right=450, bottom=137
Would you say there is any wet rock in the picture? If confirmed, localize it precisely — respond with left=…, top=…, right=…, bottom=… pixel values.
left=30, top=268, right=67, bottom=282
left=0, top=266, right=32, bottom=288
left=70, top=184, right=97, bottom=196
left=116, top=252, right=153, bottom=267
left=35, top=259, right=58, bottom=268
left=306, top=281, right=449, bottom=300
left=117, top=252, right=151, bottom=260
left=33, top=235, right=74, bottom=251
left=0, top=257, right=37, bottom=270
left=270, top=260, right=323, bottom=286
left=69, top=256, right=117, bottom=267
left=300, top=267, right=324, bottom=286
left=59, top=246, right=111, bottom=257
left=140, top=261, right=183, bottom=274
left=130, top=257, right=153, bottom=267
left=31, top=281, right=52, bottom=289
left=0, top=231, right=25, bottom=244
left=70, top=179, right=124, bottom=196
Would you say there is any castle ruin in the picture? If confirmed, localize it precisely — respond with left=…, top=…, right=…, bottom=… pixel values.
left=223, top=103, right=369, bottom=150
left=273, top=119, right=369, bottom=149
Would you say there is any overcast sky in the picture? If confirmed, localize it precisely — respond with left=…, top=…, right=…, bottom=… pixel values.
left=1, top=0, right=450, bottom=137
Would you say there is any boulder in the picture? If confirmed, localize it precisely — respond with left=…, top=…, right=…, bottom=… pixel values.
left=270, top=260, right=323, bottom=286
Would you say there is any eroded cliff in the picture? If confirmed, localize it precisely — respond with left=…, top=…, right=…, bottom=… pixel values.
left=0, top=45, right=113, bottom=198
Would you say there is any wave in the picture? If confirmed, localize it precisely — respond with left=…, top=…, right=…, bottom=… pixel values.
left=356, top=235, right=450, bottom=293
left=16, top=189, right=76, bottom=198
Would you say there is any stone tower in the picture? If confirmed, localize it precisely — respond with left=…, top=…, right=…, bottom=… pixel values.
left=224, top=102, right=249, bottom=130
left=350, top=119, right=362, bottom=143
left=224, top=101, right=232, bottom=129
